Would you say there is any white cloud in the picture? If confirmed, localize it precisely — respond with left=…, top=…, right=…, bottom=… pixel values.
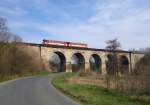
left=43, top=0, right=150, bottom=50
left=1, top=0, right=150, bottom=50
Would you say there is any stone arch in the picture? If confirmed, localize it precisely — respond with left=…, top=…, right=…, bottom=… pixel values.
left=119, top=55, right=129, bottom=74
left=49, top=51, right=66, bottom=72
left=71, top=53, right=85, bottom=72
left=89, top=54, right=102, bottom=73
left=106, top=54, right=115, bottom=75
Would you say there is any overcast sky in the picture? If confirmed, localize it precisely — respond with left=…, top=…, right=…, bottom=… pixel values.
left=0, top=0, right=150, bottom=50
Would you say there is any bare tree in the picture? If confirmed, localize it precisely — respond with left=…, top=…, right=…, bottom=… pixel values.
left=0, top=17, right=8, bottom=33
left=106, top=38, right=121, bottom=75
left=106, top=38, right=121, bottom=51
left=134, top=50, right=150, bottom=75
left=11, top=34, right=22, bottom=42
left=0, top=17, right=42, bottom=78
left=0, top=17, right=22, bottom=43
left=129, top=47, right=150, bottom=53
left=0, top=17, right=11, bottom=42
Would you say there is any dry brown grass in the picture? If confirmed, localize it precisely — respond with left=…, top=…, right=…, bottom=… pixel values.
left=69, top=69, right=150, bottom=95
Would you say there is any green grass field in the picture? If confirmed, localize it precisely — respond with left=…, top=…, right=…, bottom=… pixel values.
left=52, top=73, right=150, bottom=105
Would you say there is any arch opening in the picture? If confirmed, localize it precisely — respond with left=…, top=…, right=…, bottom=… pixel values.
left=89, top=54, right=102, bottom=73
left=106, top=54, right=116, bottom=75
left=71, top=53, right=85, bottom=72
left=49, top=51, right=66, bottom=72
left=119, top=55, right=129, bottom=74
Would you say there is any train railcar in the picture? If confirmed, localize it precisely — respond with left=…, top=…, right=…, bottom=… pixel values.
left=42, top=39, right=87, bottom=48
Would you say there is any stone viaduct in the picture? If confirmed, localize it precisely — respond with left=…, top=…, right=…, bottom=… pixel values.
left=24, top=43, right=144, bottom=75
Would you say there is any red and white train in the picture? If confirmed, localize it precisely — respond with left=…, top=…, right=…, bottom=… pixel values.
left=42, top=39, right=87, bottom=48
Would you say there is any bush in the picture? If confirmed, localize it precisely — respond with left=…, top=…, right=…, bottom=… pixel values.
left=0, top=43, right=42, bottom=77
left=134, top=53, right=150, bottom=76
left=0, top=17, right=42, bottom=78
left=105, top=53, right=150, bottom=94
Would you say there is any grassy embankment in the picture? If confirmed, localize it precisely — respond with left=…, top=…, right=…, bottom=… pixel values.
left=0, top=70, right=50, bottom=83
left=52, top=73, right=150, bottom=105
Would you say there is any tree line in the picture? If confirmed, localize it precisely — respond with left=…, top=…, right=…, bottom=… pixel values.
left=0, top=17, right=42, bottom=78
